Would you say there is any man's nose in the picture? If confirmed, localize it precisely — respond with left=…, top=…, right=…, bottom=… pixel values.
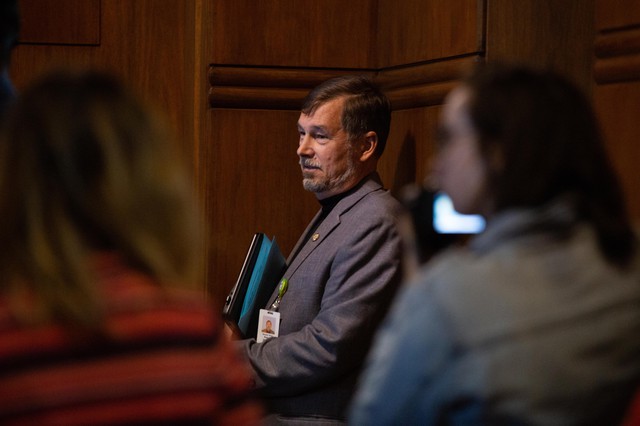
left=297, top=135, right=313, bottom=157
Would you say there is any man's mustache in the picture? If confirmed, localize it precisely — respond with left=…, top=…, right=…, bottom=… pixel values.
left=300, top=159, right=321, bottom=169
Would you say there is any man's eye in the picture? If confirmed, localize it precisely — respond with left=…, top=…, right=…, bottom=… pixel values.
left=315, top=134, right=328, bottom=140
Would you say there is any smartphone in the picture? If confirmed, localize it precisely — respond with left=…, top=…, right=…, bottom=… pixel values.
left=401, top=186, right=486, bottom=263
left=432, top=192, right=485, bottom=234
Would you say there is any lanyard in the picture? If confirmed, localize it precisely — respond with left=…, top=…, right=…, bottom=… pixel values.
left=269, top=278, right=288, bottom=312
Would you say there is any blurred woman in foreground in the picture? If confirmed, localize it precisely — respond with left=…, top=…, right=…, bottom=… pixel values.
left=350, top=63, right=640, bottom=425
left=0, top=71, right=262, bottom=425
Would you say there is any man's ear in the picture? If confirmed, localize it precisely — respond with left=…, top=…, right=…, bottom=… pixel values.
left=359, top=131, right=378, bottom=162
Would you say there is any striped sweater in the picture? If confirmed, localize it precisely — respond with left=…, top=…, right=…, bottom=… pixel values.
left=0, top=254, right=262, bottom=425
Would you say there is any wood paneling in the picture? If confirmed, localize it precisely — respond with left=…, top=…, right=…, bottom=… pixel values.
left=377, top=0, right=482, bottom=67
left=210, top=0, right=377, bottom=68
left=19, top=0, right=100, bottom=45
left=593, top=0, right=640, bottom=221
left=203, top=0, right=482, bottom=302
left=12, top=0, right=617, bottom=301
left=11, top=0, right=210, bottom=292
left=379, top=106, right=441, bottom=198
left=595, top=0, right=640, bottom=32
left=594, top=83, right=640, bottom=220
left=378, top=56, right=479, bottom=109
left=208, top=67, right=373, bottom=110
left=210, top=0, right=481, bottom=70
left=486, top=0, right=595, bottom=94
left=594, top=28, right=640, bottom=84
left=12, top=0, right=202, bottom=169
left=202, top=109, right=318, bottom=307
left=208, top=57, right=478, bottom=111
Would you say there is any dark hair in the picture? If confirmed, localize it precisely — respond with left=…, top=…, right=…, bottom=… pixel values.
left=463, top=63, right=635, bottom=267
left=0, top=70, right=202, bottom=327
left=301, top=75, right=391, bottom=157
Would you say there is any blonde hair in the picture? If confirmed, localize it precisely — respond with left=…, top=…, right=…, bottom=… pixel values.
left=0, top=71, right=202, bottom=328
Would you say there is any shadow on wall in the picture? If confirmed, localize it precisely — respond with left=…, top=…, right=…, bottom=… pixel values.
left=391, top=131, right=417, bottom=199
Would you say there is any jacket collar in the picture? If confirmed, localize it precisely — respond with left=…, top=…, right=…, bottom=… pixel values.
left=284, top=172, right=385, bottom=274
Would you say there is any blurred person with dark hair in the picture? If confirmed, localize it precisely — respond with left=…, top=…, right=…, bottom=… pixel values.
left=232, top=75, right=403, bottom=425
left=0, top=70, right=262, bottom=425
left=350, top=63, right=640, bottom=425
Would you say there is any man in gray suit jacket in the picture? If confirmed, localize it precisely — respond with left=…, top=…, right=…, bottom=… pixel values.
left=234, top=75, right=404, bottom=425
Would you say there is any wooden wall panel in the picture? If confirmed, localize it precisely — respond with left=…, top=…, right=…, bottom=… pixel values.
left=19, top=0, right=100, bottom=45
left=594, top=27, right=640, bottom=84
left=377, top=56, right=479, bottom=110
left=208, top=67, right=372, bottom=109
left=11, top=0, right=209, bottom=292
left=378, top=106, right=441, bottom=198
left=593, top=0, right=640, bottom=221
left=12, top=0, right=201, bottom=166
left=208, top=57, right=477, bottom=111
left=205, top=0, right=601, bottom=301
left=210, top=0, right=376, bottom=68
left=11, top=0, right=612, bottom=302
left=596, top=0, right=640, bottom=31
left=594, top=83, right=640, bottom=220
left=202, top=109, right=319, bottom=307
left=377, top=0, right=482, bottom=67
left=486, top=0, right=595, bottom=94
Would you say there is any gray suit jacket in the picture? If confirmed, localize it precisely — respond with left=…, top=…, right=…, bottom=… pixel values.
left=238, top=173, right=403, bottom=422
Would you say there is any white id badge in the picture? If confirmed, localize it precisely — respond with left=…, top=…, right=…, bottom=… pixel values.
left=257, top=309, right=280, bottom=343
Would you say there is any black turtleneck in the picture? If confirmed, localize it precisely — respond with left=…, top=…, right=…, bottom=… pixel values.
left=290, top=176, right=370, bottom=263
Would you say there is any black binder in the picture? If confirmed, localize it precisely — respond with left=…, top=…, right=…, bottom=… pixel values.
left=223, top=233, right=286, bottom=338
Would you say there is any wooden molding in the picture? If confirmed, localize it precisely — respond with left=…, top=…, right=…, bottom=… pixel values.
left=208, top=86, right=311, bottom=110
left=208, top=67, right=372, bottom=110
left=594, top=27, right=640, bottom=84
left=379, top=56, right=480, bottom=109
left=208, top=56, right=480, bottom=111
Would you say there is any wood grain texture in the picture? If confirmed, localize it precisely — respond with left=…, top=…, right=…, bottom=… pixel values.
left=201, top=109, right=318, bottom=308
left=594, top=0, right=640, bottom=221
left=208, top=67, right=373, bottom=110
left=12, top=0, right=200, bottom=169
left=595, top=0, right=640, bottom=32
left=379, top=56, right=480, bottom=109
left=485, top=0, right=595, bottom=94
left=594, top=28, right=640, bottom=84
left=375, top=56, right=479, bottom=89
left=11, top=0, right=207, bottom=292
left=378, top=106, right=442, bottom=199
left=209, top=66, right=368, bottom=88
left=207, top=57, right=478, bottom=110
left=594, top=54, right=640, bottom=84
left=376, top=0, right=482, bottom=67
left=595, top=27, right=640, bottom=58
left=210, top=0, right=377, bottom=68
left=19, top=0, right=100, bottom=45
left=15, top=0, right=630, bottom=300
left=594, top=83, right=640, bottom=220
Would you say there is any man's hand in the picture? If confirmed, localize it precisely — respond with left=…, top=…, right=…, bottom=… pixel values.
left=223, top=323, right=242, bottom=340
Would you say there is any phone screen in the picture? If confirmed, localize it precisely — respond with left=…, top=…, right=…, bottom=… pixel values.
left=432, top=192, right=485, bottom=234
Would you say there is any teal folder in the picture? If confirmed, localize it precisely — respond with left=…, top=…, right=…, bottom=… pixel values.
left=223, top=233, right=286, bottom=338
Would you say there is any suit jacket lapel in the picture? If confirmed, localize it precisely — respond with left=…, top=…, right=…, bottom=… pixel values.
left=283, top=173, right=384, bottom=281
